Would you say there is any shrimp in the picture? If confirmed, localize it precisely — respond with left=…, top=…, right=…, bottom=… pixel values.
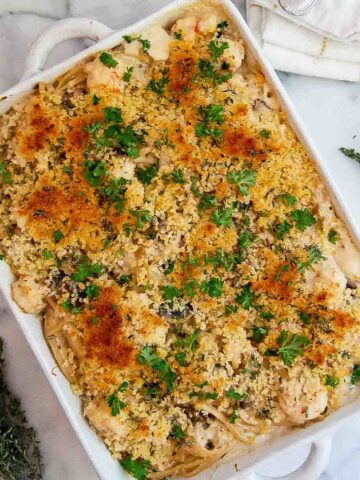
left=11, top=275, right=47, bottom=314
left=279, top=375, right=328, bottom=424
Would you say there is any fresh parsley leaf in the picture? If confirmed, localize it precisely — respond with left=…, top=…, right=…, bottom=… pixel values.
left=189, top=390, right=218, bottom=400
left=198, top=193, right=217, bottom=210
left=102, top=177, right=127, bottom=212
left=84, top=121, right=102, bottom=134
left=85, top=283, right=100, bottom=299
left=226, top=389, right=247, bottom=401
left=210, top=206, right=233, bottom=228
left=170, top=424, right=186, bottom=439
left=351, top=365, right=360, bottom=384
left=138, top=345, right=176, bottom=389
left=200, top=277, right=224, bottom=298
left=174, top=31, right=182, bottom=40
left=339, top=147, right=360, bottom=163
left=43, top=249, right=53, bottom=260
left=198, top=59, right=232, bottom=85
left=226, top=169, right=257, bottom=195
left=175, top=351, right=187, bottom=366
left=123, top=35, right=151, bottom=52
left=120, top=456, right=153, bottom=480
left=252, top=325, right=268, bottom=342
left=107, top=392, right=126, bottom=416
left=83, top=159, right=108, bottom=186
left=104, top=124, right=144, bottom=158
left=53, top=229, right=64, bottom=243
left=216, top=20, right=229, bottom=37
left=92, top=94, right=100, bottom=105
left=225, top=304, right=238, bottom=316
left=135, top=162, right=159, bottom=185
left=325, top=375, right=340, bottom=388
left=275, top=219, right=292, bottom=240
left=72, top=256, right=102, bottom=282
left=291, top=208, right=316, bottom=231
left=0, top=162, right=12, bottom=184
left=203, top=249, right=239, bottom=271
left=123, top=65, right=134, bottom=83
left=236, top=284, right=254, bottom=310
left=118, top=274, right=132, bottom=285
left=277, top=330, right=311, bottom=366
left=229, top=410, right=238, bottom=424
left=277, top=193, right=297, bottom=206
left=300, top=311, right=311, bottom=325
left=328, top=229, right=338, bottom=244
left=259, top=129, right=270, bottom=139
left=61, top=299, right=82, bottom=314
left=208, top=40, right=229, bottom=62
left=129, top=209, right=153, bottom=228
left=164, top=260, right=175, bottom=275
left=162, top=285, right=182, bottom=301
left=238, top=230, right=254, bottom=250
left=104, top=106, right=122, bottom=123
left=147, top=76, right=169, bottom=96
left=195, top=104, right=224, bottom=143
left=172, top=169, right=185, bottom=184
left=297, top=245, right=326, bottom=272
left=100, top=51, right=118, bottom=68
left=183, top=280, right=198, bottom=298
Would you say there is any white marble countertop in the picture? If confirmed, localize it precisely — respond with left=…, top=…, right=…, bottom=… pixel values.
left=1, top=1, right=360, bottom=479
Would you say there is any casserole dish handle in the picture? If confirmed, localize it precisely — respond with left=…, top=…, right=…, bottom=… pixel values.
left=21, top=18, right=114, bottom=80
left=236, top=436, right=332, bottom=480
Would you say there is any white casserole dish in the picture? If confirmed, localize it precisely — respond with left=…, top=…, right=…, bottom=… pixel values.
left=1, top=1, right=359, bottom=479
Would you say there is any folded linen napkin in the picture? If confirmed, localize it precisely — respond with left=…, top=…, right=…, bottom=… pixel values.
left=247, top=0, right=360, bottom=81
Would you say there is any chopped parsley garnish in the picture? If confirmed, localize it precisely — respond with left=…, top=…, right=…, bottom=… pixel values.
left=164, top=260, right=175, bottom=275
left=107, top=391, right=126, bottom=416
left=351, top=365, right=360, bottom=384
left=300, top=311, right=311, bottom=325
left=129, top=209, right=153, bottom=228
left=123, top=65, right=134, bottom=83
left=118, top=274, right=132, bottom=285
left=53, top=229, right=64, bottom=243
left=99, top=51, right=118, bottom=68
left=236, top=284, right=254, bottom=310
left=162, top=285, right=182, bottom=301
left=102, top=177, right=127, bottom=212
left=277, top=193, right=297, bottom=206
left=83, top=159, right=108, bottom=186
left=275, top=219, right=292, bottom=240
left=208, top=40, right=229, bottom=62
left=135, top=162, right=159, bottom=185
left=103, top=124, right=144, bottom=158
left=183, top=280, right=198, bottom=298
left=189, top=390, right=218, bottom=400
left=328, top=229, right=338, bottom=244
left=251, top=325, right=268, bottom=342
left=210, top=206, right=233, bottom=228
left=174, top=31, right=182, bottom=40
left=172, top=169, right=186, bottom=184
left=339, top=147, right=360, bottom=163
left=43, top=249, right=53, bottom=260
left=175, top=351, right=187, bottom=366
left=85, top=121, right=102, bottom=134
left=0, top=162, right=12, bottom=184
left=238, top=230, right=254, bottom=250
left=204, top=249, right=239, bottom=271
left=277, top=330, right=311, bottom=366
left=226, top=389, right=247, bottom=401
left=198, top=59, right=232, bottom=85
left=147, top=76, right=169, bottom=96
left=138, top=345, right=176, bottom=389
left=85, top=284, right=100, bottom=299
left=229, top=410, right=238, bottom=424
left=216, top=20, right=229, bottom=37
left=198, top=193, right=217, bottom=210
left=195, top=104, right=224, bottom=143
left=92, top=94, right=100, bottom=105
left=226, top=169, right=257, bottom=195
left=200, top=277, right=223, bottom=298
left=325, top=375, right=340, bottom=388
left=61, top=299, right=82, bottom=314
left=123, top=35, right=151, bottom=53
left=291, top=208, right=316, bottom=231
left=225, top=304, right=238, bottom=316
left=170, top=424, right=186, bottom=439
left=120, top=456, right=153, bottom=480
left=174, top=331, right=199, bottom=352
left=71, top=256, right=102, bottom=282
left=259, top=129, right=270, bottom=139
left=104, top=106, right=122, bottom=123
left=297, top=245, right=326, bottom=272
left=274, top=264, right=290, bottom=282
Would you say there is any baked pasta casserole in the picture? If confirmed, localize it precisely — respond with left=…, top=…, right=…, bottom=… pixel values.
left=1, top=1, right=360, bottom=478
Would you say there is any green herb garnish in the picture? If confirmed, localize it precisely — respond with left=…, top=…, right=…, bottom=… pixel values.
left=135, top=162, right=159, bottom=185
left=72, top=256, right=102, bottom=282
left=53, top=229, right=64, bottom=243
left=236, top=284, right=254, bottom=310
left=291, top=208, right=316, bottom=231
left=328, top=229, right=338, bottom=244
left=100, top=51, right=118, bottom=68
left=297, top=245, right=326, bottom=272
left=277, top=330, right=311, bottom=366
left=208, top=40, right=229, bottom=62
left=210, top=207, right=233, bottom=228
left=325, top=375, right=340, bottom=388
left=138, top=345, right=176, bottom=389
left=162, top=285, right=182, bottom=301
left=147, top=76, right=169, bottom=96
left=120, top=456, right=153, bottom=480
left=227, top=169, right=257, bottom=196
left=200, top=277, right=223, bottom=298
left=129, top=209, right=153, bottom=229
left=339, top=147, right=360, bottom=163
left=123, top=65, right=134, bottom=83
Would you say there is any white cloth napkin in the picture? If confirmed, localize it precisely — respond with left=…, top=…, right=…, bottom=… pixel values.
left=247, top=0, right=360, bottom=82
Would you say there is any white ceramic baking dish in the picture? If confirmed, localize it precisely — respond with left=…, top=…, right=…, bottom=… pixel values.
left=1, top=1, right=360, bottom=479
